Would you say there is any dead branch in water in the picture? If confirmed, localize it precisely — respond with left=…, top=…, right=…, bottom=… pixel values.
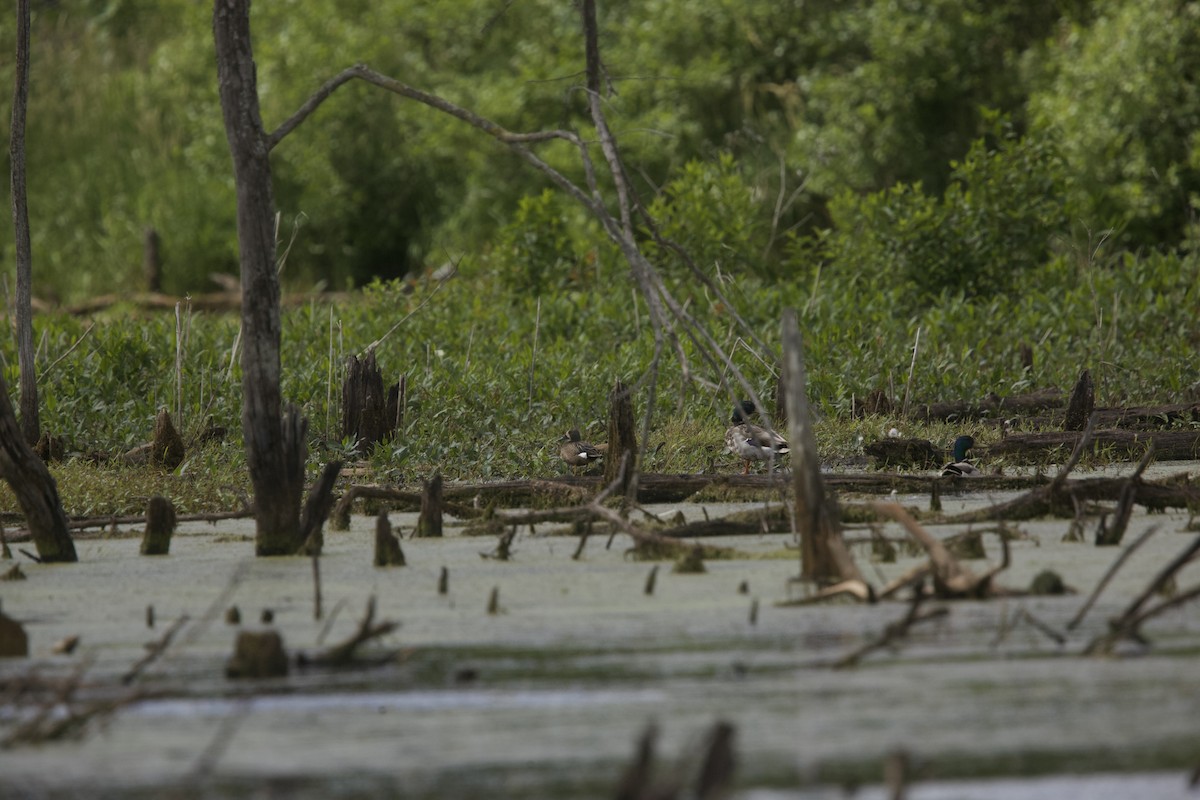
left=872, top=502, right=1010, bottom=599
left=1085, top=534, right=1200, bottom=655
left=299, top=596, right=400, bottom=667
left=833, top=590, right=950, bottom=668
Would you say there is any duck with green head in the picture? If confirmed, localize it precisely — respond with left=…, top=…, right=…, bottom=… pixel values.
left=724, top=401, right=790, bottom=474
left=941, top=434, right=978, bottom=477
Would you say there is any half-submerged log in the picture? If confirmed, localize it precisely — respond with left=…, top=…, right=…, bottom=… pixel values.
left=0, top=373, right=76, bottom=563
left=782, top=310, right=863, bottom=587
left=140, top=495, right=177, bottom=555
left=342, top=351, right=401, bottom=455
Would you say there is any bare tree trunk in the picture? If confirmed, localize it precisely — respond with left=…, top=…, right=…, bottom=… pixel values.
left=0, top=373, right=76, bottom=562
left=10, top=0, right=39, bottom=446
left=213, top=0, right=305, bottom=555
left=782, top=310, right=861, bottom=586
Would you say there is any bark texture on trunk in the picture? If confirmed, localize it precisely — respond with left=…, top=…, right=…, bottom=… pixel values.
left=0, top=374, right=76, bottom=562
left=213, top=0, right=306, bottom=555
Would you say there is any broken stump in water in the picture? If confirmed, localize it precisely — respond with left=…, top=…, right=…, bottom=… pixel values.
left=603, top=379, right=638, bottom=494
left=225, top=630, right=288, bottom=679
left=415, top=473, right=443, bottom=538
left=0, top=605, right=30, bottom=657
left=374, top=511, right=406, bottom=567
left=140, top=495, right=177, bottom=555
left=342, top=351, right=402, bottom=455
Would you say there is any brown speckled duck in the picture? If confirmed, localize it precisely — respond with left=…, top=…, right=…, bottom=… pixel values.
left=724, top=401, right=790, bottom=474
left=559, top=429, right=603, bottom=471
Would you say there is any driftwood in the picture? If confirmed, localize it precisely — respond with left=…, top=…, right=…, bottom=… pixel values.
left=373, top=512, right=405, bottom=567
left=863, top=437, right=943, bottom=469
left=873, top=502, right=1010, bottom=599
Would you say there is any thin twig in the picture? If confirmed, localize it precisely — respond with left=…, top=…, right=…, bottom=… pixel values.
left=1067, top=524, right=1160, bottom=631
left=38, top=322, right=95, bottom=381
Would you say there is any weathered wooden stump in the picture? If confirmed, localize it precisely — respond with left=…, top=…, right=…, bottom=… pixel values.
left=225, top=630, right=288, bottom=679
left=604, top=379, right=638, bottom=493
left=1064, top=369, right=1094, bottom=431
left=140, top=495, right=177, bottom=555
left=0, top=605, right=30, bottom=657
left=152, top=408, right=186, bottom=470
left=33, top=432, right=65, bottom=463
left=374, top=511, right=406, bottom=566
left=415, top=473, right=443, bottom=538
left=342, top=351, right=402, bottom=454
left=864, top=437, right=942, bottom=469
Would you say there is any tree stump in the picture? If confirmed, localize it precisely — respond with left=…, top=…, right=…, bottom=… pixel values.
left=374, top=511, right=406, bottom=566
left=151, top=408, right=186, bottom=470
left=342, top=351, right=401, bottom=455
left=225, top=630, right=288, bottom=679
left=0, top=606, right=29, bottom=658
left=603, top=379, right=638, bottom=494
left=1064, top=369, right=1094, bottom=431
left=140, top=495, right=177, bottom=555
left=415, top=473, right=443, bottom=538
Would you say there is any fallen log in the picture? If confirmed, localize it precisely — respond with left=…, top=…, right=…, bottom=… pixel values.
left=909, top=388, right=1064, bottom=422
left=986, top=429, right=1200, bottom=463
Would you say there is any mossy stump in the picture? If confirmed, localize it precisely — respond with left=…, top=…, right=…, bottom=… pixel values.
left=226, top=630, right=288, bottom=679
left=140, top=495, right=177, bottom=555
left=374, top=511, right=406, bottom=567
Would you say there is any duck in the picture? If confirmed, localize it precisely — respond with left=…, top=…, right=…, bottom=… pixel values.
left=559, top=429, right=603, bottom=471
left=941, top=434, right=978, bottom=477
left=724, top=401, right=790, bottom=474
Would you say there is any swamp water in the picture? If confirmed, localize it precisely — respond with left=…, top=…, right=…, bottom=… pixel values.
left=2, top=477, right=1199, bottom=799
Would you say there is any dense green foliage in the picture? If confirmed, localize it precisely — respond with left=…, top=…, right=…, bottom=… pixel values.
left=1, top=0, right=1198, bottom=301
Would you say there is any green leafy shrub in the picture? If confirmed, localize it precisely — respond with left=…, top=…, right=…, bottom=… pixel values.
left=810, top=118, right=1071, bottom=309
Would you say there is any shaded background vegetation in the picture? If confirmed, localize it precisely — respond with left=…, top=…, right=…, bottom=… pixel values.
left=0, top=0, right=1198, bottom=503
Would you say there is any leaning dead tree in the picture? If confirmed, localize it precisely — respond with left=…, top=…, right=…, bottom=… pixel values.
left=0, top=373, right=76, bottom=562
left=261, top=0, right=785, bottom=481
left=213, top=0, right=342, bottom=555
